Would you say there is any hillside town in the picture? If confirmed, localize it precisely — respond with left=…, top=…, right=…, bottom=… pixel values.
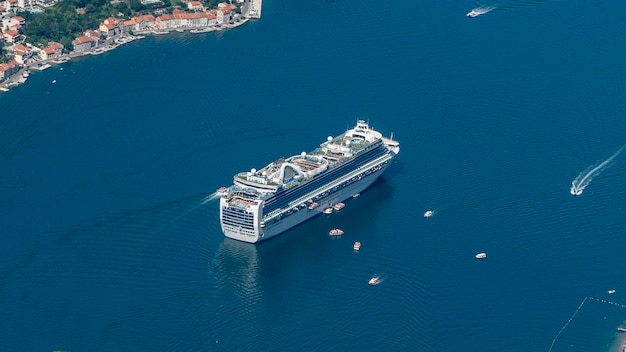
left=0, top=0, right=261, bottom=91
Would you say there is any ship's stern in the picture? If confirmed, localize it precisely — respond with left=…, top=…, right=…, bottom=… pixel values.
left=219, top=195, right=263, bottom=243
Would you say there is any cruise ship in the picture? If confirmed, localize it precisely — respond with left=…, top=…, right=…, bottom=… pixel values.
left=219, top=120, right=400, bottom=243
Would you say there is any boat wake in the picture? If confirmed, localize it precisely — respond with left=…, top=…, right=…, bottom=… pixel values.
left=467, top=5, right=496, bottom=17
left=468, top=0, right=560, bottom=17
left=570, top=144, right=625, bottom=196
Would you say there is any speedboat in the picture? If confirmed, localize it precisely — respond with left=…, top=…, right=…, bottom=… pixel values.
left=467, top=6, right=495, bottom=17
left=570, top=186, right=583, bottom=196
left=329, top=228, right=344, bottom=236
left=423, top=210, right=433, bottom=218
left=475, top=252, right=487, bottom=259
left=216, top=186, right=228, bottom=196
left=353, top=241, right=361, bottom=251
left=608, top=289, right=616, bottom=294
left=323, top=207, right=333, bottom=215
left=369, top=277, right=380, bottom=286
left=618, top=327, right=626, bottom=332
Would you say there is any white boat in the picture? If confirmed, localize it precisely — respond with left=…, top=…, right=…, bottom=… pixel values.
left=618, top=327, right=626, bottom=332
left=570, top=185, right=583, bottom=196
left=608, top=289, right=616, bottom=294
left=369, top=277, right=380, bottom=286
left=423, top=210, right=433, bottom=218
left=329, top=228, right=344, bottom=236
left=475, top=252, right=487, bottom=259
left=352, top=193, right=360, bottom=198
left=353, top=241, right=361, bottom=251
left=216, top=186, right=228, bottom=197
left=333, top=202, right=345, bottom=211
left=467, top=6, right=495, bottom=17
left=323, top=207, right=333, bottom=215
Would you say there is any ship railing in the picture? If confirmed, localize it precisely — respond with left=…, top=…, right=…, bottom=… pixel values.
left=284, top=151, right=395, bottom=209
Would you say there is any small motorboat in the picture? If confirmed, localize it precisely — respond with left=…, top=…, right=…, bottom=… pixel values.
left=608, top=289, right=616, bottom=294
left=352, top=193, right=360, bottom=198
left=353, top=241, right=361, bottom=251
left=369, top=277, right=380, bottom=286
left=423, top=210, right=433, bottom=218
left=570, top=185, right=583, bottom=196
left=216, top=186, right=228, bottom=196
left=329, top=228, right=344, bottom=236
left=308, top=202, right=318, bottom=210
left=333, top=202, right=345, bottom=211
left=475, top=252, right=487, bottom=259
left=618, top=327, right=626, bottom=332
left=323, top=207, right=333, bottom=215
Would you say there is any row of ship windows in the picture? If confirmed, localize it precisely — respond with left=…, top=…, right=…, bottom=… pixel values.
left=224, top=225, right=256, bottom=235
left=223, top=219, right=255, bottom=230
left=222, top=211, right=254, bottom=222
left=223, top=208, right=254, bottom=218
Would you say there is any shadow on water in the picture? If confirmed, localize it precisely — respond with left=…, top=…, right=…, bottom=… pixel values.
left=211, top=174, right=396, bottom=291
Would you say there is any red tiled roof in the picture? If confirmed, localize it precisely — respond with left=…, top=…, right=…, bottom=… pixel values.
left=72, top=36, right=92, bottom=44
left=102, top=22, right=118, bottom=30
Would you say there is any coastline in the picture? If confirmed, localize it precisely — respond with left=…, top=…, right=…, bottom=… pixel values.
left=0, top=0, right=261, bottom=93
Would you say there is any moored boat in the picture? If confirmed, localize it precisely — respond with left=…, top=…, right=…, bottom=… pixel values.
left=329, top=228, right=344, bottom=236
left=323, top=207, right=333, bottom=215
left=216, top=186, right=228, bottom=196
left=333, top=202, right=345, bottom=211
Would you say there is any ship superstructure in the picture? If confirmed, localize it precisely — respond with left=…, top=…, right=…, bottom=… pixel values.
left=219, top=120, right=400, bottom=243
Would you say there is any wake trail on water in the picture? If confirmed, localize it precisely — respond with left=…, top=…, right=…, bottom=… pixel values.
left=570, top=144, right=626, bottom=196
left=469, top=0, right=559, bottom=16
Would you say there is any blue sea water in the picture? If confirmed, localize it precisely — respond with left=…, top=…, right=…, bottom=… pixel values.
left=1, top=0, right=626, bottom=350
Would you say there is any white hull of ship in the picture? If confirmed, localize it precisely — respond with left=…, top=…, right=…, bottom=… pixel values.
left=223, top=161, right=392, bottom=243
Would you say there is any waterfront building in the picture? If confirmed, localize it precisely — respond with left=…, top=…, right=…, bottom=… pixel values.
left=72, top=36, right=95, bottom=53
left=0, top=61, right=20, bottom=81
left=39, top=41, right=63, bottom=60
left=99, top=17, right=121, bottom=37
